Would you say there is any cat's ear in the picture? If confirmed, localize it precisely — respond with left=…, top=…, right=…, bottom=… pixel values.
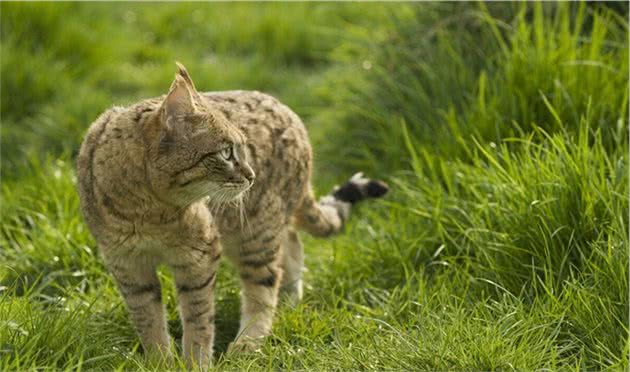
left=175, top=62, right=198, bottom=93
left=162, top=74, right=195, bottom=120
left=175, top=62, right=204, bottom=103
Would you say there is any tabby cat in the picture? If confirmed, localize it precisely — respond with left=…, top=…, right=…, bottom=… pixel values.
left=76, top=63, right=388, bottom=367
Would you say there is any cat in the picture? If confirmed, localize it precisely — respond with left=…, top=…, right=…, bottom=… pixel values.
left=76, top=62, right=388, bottom=367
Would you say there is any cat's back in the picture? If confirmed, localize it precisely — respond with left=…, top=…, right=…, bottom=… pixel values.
left=200, top=90, right=311, bottom=171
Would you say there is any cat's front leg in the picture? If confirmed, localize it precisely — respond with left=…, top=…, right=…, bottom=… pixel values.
left=170, top=239, right=222, bottom=369
left=106, top=256, right=171, bottom=360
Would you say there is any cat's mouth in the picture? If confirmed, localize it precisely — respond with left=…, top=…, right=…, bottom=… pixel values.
left=209, top=181, right=252, bottom=203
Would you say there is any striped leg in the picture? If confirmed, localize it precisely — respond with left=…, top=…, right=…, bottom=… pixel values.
left=108, top=261, right=170, bottom=359
left=171, top=249, right=220, bottom=369
left=231, top=235, right=284, bottom=351
left=280, top=228, right=304, bottom=305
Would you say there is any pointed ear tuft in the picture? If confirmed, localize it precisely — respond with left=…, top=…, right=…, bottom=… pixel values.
left=163, top=74, right=195, bottom=120
left=175, top=61, right=198, bottom=92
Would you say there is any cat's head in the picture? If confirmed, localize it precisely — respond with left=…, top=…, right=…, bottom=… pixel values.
left=143, top=63, right=255, bottom=207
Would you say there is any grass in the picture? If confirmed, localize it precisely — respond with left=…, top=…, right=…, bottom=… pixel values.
left=1, top=2, right=628, bottom=370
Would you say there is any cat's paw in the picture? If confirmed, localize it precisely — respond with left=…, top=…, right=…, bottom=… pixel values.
left=143, top=347, right=174, bottom=370
left=227, top=336, right=264, bottom=354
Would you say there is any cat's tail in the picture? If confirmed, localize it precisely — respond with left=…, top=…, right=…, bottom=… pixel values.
left=294, top=172, right=389, bottom=237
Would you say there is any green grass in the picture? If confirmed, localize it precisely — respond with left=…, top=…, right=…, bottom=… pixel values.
left=1, top=2, right=628, bottom=370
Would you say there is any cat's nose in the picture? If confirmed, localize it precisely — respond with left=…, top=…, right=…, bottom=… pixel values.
left=245, top=170, right=255, bottom=183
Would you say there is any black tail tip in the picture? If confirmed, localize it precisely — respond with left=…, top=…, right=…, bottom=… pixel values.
left=332, top=173, right=389, bottom=204
left=365, top=179, right=389, bottom=198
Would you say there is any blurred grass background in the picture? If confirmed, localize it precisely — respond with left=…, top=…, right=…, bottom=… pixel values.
left=0, top=2, right=628, bottom=370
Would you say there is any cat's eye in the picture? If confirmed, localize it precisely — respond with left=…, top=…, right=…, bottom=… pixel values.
left=219, top=146, right=233, bottom=160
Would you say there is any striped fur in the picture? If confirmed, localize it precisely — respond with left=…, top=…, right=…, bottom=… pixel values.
left=76, top=63, right=388, bottom=366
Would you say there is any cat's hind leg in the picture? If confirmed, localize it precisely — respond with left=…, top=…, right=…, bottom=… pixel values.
left=228, top=223, right=287, bottom=352
left=279, top=227, right=304, bottom=305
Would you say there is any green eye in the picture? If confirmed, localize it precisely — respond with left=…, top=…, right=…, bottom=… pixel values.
left=219, top=147, right=233, bottom=160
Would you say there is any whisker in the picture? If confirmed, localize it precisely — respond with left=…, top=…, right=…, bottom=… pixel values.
left=241, top=192, right=252, bottom=233
left=238, top=194, right=245, bottom=228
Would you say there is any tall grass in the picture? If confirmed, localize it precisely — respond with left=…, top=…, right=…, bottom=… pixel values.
left=317, top=2, right=627, bottom=175
left=310, top=3, right=628, bottom=368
